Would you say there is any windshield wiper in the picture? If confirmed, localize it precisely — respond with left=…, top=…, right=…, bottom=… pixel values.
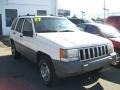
left=59, top=30, right=74, bottom=32
left=39, top=30, right=57, bottom=33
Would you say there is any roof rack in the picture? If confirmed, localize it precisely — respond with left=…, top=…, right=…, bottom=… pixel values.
left=19, top=14, right=35, bottom=17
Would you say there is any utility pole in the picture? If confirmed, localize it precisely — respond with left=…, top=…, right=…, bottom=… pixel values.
left=106, top=9, right=109, bottom=17
left=103, top=0, right=106, bottom=20
left=81, top=11, right=85, bottom=19
left=103, top=0, right=109, bottom=21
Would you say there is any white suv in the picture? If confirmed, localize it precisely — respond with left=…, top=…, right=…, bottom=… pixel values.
left=10, top=15, right=117, bottom=85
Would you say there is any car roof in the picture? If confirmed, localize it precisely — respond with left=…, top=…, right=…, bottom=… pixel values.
left=18, top=15, right=65, bottom=19
left=81, top=23, right=109, bottom=27
left=107, top=16, right=120, bottom=18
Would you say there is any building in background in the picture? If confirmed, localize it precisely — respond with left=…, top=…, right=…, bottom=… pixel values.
left=0, top=0, right=58, bottom=36
left=58, top=9, right=70, bottom=17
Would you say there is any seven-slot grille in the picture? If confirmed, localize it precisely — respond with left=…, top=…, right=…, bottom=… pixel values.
left=79, top=45, right=108, bottom=61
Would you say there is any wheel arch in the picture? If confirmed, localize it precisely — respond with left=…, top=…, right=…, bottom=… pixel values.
left=10, top=38, right=14, bottom=44
left=36, top=51, right=53, bottom=64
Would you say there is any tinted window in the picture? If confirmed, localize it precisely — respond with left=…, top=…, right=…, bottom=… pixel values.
left=69, top=19, right=84, bottom=25
left=15, top=18, right=24, bottom=32
left=79, top=24, right=87, bottom=30
left=78, top=24, right=86, bottom=31
left=85, top=25, right=100, bottom=35
left=37, top=10, right=47, bottom=16
left=5, top=9, right=17, bottom=27
left=11, top=18, right=18, bottom=30
left=33, top=17, right=79, bottom=33
left=58, top=10, right=70, bottom=17
left=23, top=18, right=33, bottom=32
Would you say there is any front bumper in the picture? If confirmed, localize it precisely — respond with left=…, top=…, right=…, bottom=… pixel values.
left=53, top=52, right=117, bottom=78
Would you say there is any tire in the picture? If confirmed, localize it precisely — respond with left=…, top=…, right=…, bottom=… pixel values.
left=111, top=49, right=120, bottom=68
left=11, top=42, right=21, bottom=59
left=111, top=60, right=120, bottom=68
left=39, top=56, right=56, bottom=86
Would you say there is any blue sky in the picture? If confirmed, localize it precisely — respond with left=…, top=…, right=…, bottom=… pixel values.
left=58, top=0, right=120, bottom=18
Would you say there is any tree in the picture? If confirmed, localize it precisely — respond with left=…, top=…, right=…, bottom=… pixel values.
left=72, top=14, right=78, bottom=18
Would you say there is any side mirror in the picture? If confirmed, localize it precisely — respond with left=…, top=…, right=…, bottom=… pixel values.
left=23, top=31, right=33, bottom=37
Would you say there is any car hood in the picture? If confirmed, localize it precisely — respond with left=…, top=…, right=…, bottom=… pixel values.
left=37, top=32, right=111, bottom=48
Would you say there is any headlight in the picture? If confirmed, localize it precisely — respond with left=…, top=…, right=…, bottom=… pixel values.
left=60, top=49, right=79, bottom=62
left=107, top=42, right=114, bottom=53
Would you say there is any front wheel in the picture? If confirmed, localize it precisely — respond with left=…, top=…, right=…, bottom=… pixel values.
left=111, top=52, right=120, bottom=67
left=39, top=57, right=56, bottom=86
left=111, top=60, right=120, bottom=67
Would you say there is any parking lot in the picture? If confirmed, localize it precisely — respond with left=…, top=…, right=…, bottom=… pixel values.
left=0, top=39, right=120, bottom=90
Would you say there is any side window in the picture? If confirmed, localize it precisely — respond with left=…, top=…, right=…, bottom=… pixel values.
left=23, top=18, right=33, bottom=32
left=15, top=18, right=24, bottom=32
left=85, top=25, right=100, bottom=35
left=79, top=24, right=86, bottom=31
left=11, top=18, right=18, bottom=30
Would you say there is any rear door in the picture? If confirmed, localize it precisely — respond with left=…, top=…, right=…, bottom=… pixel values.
left=14, top=18, right=25, bottom=52
left=20, top=18, right=36, bottom=62
left=10, top=18, right=18, bottom=40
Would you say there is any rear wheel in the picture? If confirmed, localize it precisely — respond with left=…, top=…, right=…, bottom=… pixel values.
left=11, top=42, right=21, bottom=59
left=39, top=56, right=56, bottom=86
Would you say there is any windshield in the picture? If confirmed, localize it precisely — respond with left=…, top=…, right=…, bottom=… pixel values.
left=33, top=17, right=79, bottom=33
left=69, top=19, right=85, bottom=25
left=100, top=25, right=120, bottom=38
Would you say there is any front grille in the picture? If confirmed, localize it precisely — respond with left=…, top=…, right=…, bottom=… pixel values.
left=79, top=45, right=109, bottom=61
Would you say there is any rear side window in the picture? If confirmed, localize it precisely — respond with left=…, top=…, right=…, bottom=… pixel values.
left=85, top=25, right=100, bottom=35
left=15, top=18, right=24, bottom=32
left=11, top=18, right=18, bottom=30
